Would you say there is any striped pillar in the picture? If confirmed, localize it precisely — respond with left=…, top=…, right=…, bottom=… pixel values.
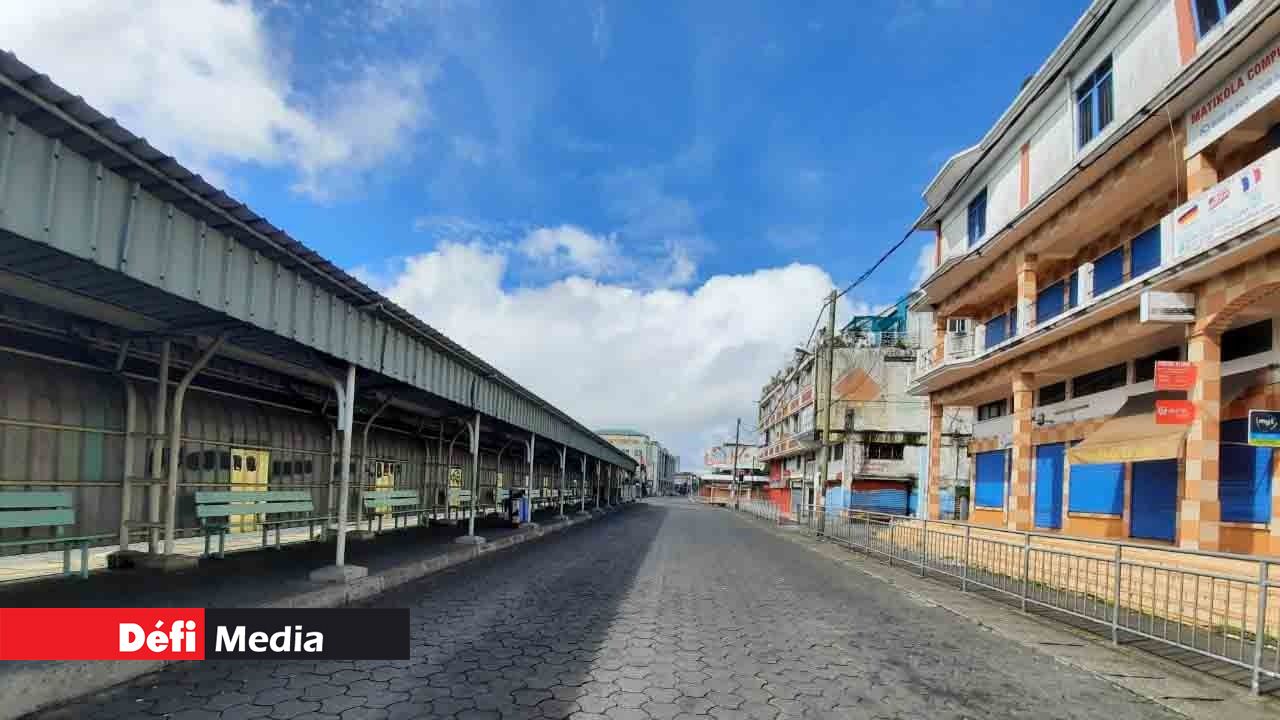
left=1009, top=372, right=1036, bottom=531
left=1181, top=330, right=1222, bottom=551
left=1017, top=253, right=1038, bottom=335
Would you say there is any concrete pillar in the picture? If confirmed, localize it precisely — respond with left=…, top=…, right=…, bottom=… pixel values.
left=934, top=315, right=947, bottom=366
left=1180, top=330, right=1222, bottom=551
left=1008, top=372, right=1035, bottom=531
left=926, top=402, right=943, bottom=520
left=1187, top=152, right=1219, bottom=196
left=1016, top=253, right=1038, bottom=334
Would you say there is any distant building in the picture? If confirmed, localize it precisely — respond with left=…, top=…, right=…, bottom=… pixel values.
left=758, top=296, right=972, bottom=517
left=699, top=440, right=767, bottom=505
left=596, top=429, right=679, bottom=495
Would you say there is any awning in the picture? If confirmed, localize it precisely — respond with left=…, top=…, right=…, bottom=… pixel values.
left=1067, top=371, right=1263, bottom=465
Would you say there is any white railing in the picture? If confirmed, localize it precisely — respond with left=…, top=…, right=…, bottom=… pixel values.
left=742, top=504, right=1279, bottom=695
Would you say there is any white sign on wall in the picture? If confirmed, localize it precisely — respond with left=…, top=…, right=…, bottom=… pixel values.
left=1171, top=148, right=1280, bottom=260
left=1186, top=37, right=1280, bottom=158
left=1140, top=291, right=1196, bottom=323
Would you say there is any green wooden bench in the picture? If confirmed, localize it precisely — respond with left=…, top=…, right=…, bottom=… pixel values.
left=0, top=491, right=89, bottom=579
left=361, top=490, right=419, bottom=533
left=194, top=490, right=315, bottom=558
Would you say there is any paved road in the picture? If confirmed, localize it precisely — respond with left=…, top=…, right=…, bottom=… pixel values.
left=35, top=499, right=1177, bottom=719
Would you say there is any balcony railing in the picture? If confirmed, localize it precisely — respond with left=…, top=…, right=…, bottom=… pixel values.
left=916, top=145, right=1280, bottom=379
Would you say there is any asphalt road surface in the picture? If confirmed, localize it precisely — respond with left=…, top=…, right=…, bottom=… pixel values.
left=34, top=498, right=1179, bottom=719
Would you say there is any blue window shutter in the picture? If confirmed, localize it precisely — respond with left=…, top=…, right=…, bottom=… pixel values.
left=1067, top=462, right=1124, bottom=515
left=984, top=313, right=1007, bottom=348
left=1130, top=225, right=1161, bottom=277
left=1068, top=271, right=1079, bottom=308
left=1220, top=442, right=1273, bottom=523
left=1093, top=247, right=1124, bottom=295
left=1036, top=281, right=1065, bottom=325
left=975, top=451, right=1007, bottom=509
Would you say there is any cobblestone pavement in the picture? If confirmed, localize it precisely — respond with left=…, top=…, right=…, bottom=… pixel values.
left=33, top=499, right=1179, bottom=719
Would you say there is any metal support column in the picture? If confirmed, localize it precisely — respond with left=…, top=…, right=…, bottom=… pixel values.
left=557, top=445, right=567, bottom=519
left=162, top=332, right=228, bottom=556
left=357, top=395, right=393, bottom=530
left=114, top=339, right=137, bottom=555
left=310, top=364, right=365, bottom=582
left=147, top=340, right=170, bottom=553
left=456, top=412, right=485, bottom=544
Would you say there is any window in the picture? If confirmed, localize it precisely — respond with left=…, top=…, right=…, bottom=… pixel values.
left=1222, top=319, right=1272, bottom=361
left=947, top=317, right=970, bottom=334
left=1076, top=57, right=1113, bottom=147
left=1195, top=0, right=1243, bottom=37
left=1071, top=363, right=1127, bottom=398
left=204, top=450, right=217, bottom=471
left=1068, top=271, right=1079, bottom=309
left=1221, top=421, right=1271, bottom=522
left=304, top=459, right=314, bottom=475
left=1092, top=246, right=1124, bottom=296
left=866, top=443, right=905, bottom=461
left=831, top=444, right=844, bottom=460
left=219, top=452, right=232, bottom=470
left=1037, top=382, right=1067, bottom=406
left=974, top=450, right=1007, bottom=509
left=977, top=398, right=1009, bottom=421
left=185, top=452, right=200, bottom=471
left=984, top=312, right=1008, bottom=348
left=1036, top=280, right=1065, bottom=325
left=271, top=460, right=282, bottom=476
left=1135, top=347, right=1181, bottom=383
left=967, top=189, right=988, bottom=247
left=1130, top=225, right=1161, bottom=277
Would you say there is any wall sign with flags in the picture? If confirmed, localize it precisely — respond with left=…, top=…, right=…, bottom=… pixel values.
left=1248, top=409, right=1280, bottom=446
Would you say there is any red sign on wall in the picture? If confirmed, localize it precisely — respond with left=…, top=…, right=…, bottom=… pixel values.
left=1155, top=399, right=1196, bottom=425
left=1154, top=361, right=1197, bottom=391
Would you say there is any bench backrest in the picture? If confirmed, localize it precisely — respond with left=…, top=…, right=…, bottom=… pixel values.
left=0, top=491, right=75, bottom=530
left=194, top=490, right=314, bottom=519
left=362, top=490, right=419, bottom=508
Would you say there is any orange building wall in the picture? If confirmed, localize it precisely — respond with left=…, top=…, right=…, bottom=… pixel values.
left=1064, top=514, right=1125, bottom=539
left=971, top=508, right=1003, bottom=527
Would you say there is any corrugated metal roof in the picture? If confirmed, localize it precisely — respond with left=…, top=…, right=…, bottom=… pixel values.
left=0, top=51, right=633, bottom=470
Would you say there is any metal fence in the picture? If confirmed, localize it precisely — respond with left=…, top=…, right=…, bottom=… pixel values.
left=737, top=501, right=1279, bottom=695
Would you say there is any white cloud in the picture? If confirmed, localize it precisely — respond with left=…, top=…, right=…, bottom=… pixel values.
left=373, top=242, right=853, bottom=468
left=519, top=225, right=621, bottom=277
left=0, top=0, right=428, bottom=200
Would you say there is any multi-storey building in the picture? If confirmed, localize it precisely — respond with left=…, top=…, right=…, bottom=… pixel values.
left=912, top=0, right=1280, bottom=554
left=759, top=298, right=972, bottom=517
left=597, top=429, right=678, bottom=495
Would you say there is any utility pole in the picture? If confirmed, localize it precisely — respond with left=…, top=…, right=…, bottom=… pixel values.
left=816, top=289, right=837, bottom=516
left=731, top=418, right=741, bottom=509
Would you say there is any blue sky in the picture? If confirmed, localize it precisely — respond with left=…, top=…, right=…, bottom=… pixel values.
left=5, top=0, right=1090, bottom=466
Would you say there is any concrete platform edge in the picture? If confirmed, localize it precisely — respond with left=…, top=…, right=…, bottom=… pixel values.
left=0, top=506, right=628, bottom=720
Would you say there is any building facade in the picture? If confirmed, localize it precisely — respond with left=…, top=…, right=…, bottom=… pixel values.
left=597, top=429, right=679, bottom=495
left=759, top=299, right=972, bottom=517
left=912, top=0, right=1280, bottom=555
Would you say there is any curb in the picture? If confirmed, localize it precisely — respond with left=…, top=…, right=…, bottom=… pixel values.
left=2, top=505, right=631, bottom=720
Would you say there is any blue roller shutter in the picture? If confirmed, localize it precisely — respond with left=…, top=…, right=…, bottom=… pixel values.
left=1034, top=443, right=1065, bottom=529
left=1068, top=462, right=1124, bottom=515
left=1130, top=225, right=1161, bottom=277
left=1220, top=419, right=1272, bottom=523
left=1093, top=247, right=1124, bottom=295
left=1036, top=281, right=1065, bottom=326
left=975, top=450, right=1007, bottom=509
left=985, top=313, right=1008, bottom=349
left=1131, top=459, right=1178, bottom=542
left=848, top=489, right=909, bottom=515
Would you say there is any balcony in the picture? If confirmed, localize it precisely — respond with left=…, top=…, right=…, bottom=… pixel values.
left=913, top=144, right=1280, bottom=388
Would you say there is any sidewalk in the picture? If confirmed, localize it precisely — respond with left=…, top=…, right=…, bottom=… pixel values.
left=736, top=509, right=1280, bottom=720
left=0, top=503, right=629, bottom=720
